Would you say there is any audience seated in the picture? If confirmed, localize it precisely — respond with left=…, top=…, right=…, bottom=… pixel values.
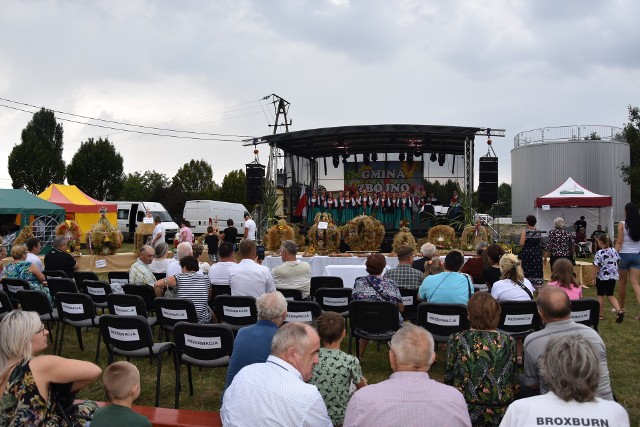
left=167, top=242, right=193, bottom=277
left=502, top=335, right=629, bottom=426
left=208, top=243, right=236, bottom=286
left=25, top=237, right=44, bottom=271
left=483, top=244, right=505, bottom=289
left=271, top=240, right=312, bottom=299
left=44, top=236, right=79, bottom=278
left=228, top=239, right=275, bottom=298
left=192, top=243, right=210, bottom=275
left=149, top=242, right=171, bottom=274
left=4, top=244, right=51, bottom=303
left=445, top=292, right=518, bottom=425
left=155, top=256, right=211, bottom=323
left=491, top=253, right=535, bottom=301
left=546, top=258, right=582, bottom=300
left=418, top=250, right=474, bottom=304
left=128, top=245, right=156, bottom=290
left=221, top=323, right=332, bottom=426
left=412, top=242, right=436, bottom=273
left=460, top=242, right=487, bottom=282
left=383, top=245, right=423, bottom=290
left=522, top=287, right=614, bottom=400
left=343, top=324, right=471, bottom=427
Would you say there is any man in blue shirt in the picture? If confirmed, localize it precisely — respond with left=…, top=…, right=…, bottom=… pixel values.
left=222, top=291, right=288, bottom=395
left=418, top=250, right=474, bottom=304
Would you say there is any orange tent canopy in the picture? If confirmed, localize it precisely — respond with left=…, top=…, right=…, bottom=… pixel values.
left=38, top=184, right=116, bottom=213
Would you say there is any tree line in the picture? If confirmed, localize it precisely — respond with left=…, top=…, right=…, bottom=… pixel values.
left=8, top=108, right=247, bottom=217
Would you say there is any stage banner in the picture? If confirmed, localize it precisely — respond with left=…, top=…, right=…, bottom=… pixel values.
left=344, top=161, right=424, bottom=194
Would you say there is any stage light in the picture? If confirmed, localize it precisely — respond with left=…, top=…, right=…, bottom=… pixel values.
left=332, top=155, right=340, bottom=168
left=363, top=153, right=370, bottom=166
left=371, top=153, right=378, bottom=162
left=414, top=149, right=422, bottom=157
left=438, top=153, right=446, bottom=166
left=430, top=153, right=437, bottom=162
left=399, top=152, right=405, bottom=161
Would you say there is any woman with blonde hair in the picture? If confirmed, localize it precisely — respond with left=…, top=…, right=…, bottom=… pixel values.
left=422, top=257, right=443, bottom=280
left=0, top=310, right=101, bottom=425
left=547, top=258, right=582, bottom=300
left=491, top=253, right=535, bottom=301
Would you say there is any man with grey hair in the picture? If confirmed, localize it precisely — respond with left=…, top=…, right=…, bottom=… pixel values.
left=222, top=322, right=332, bottom=426
left=522, top=286, right=614, bottom=400
left=44, top=236, right=78, bottom=278
left=343, top=324, right=471, bottom=427
left=166, top=241, right=193, bottom=277
left=384, top=244, right=423, bottom=290
left=412, top=242, right=436, bottom=273
left=502, top=335, right=629, bottom=426
left=223, top=291, right=288, bottom=391
left=271, top=240, right=312, bottom=299
left=127, top=244, right=156, bottom=291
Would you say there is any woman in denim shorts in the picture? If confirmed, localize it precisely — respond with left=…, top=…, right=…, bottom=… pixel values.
left=614, top=202, right=640, bottom=317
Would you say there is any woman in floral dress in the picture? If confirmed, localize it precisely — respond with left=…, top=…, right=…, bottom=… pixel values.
left=4, top=245, right=51, bottom=304
left=352, top=253, right=404, bottom=359
left=518, top=215, right=544, bottom=289
left=545, top=217, right=576, bottom=268
left=445, top=292, right=519, bottom=426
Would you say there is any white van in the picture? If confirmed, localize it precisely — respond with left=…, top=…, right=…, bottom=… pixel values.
left=183, top=200, right=248, bottom=238
left=114, top=201, right=179, bottom=241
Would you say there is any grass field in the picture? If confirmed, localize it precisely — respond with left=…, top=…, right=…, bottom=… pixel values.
left=47, top=246, right=639, bottom=424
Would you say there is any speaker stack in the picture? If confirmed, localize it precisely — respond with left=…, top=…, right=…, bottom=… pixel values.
left=245, top=163, right=265, bottom=206
left=478, top=157, right=498, bottom=204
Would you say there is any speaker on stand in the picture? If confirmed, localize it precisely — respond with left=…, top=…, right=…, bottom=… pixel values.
left=478, top=157, right=498, bottom=205
left=246, top=163, right=266, bottom=206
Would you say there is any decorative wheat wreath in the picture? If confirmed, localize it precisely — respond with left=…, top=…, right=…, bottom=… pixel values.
left=392, top=226, right=417, bottom=254
left=343, top=215, right=385, bottom=252
left=13, top=225, right=35, bottom=247
left=427, top=225, right=456, bottom=250
left=307, top=212, right=341, bottom=255
left=56, top=220, right=82, bottom=253
left=87, top=207, right=122, bottom=255
left=460, top=225, right=489, bottom=251
left=264, top=219, right=297, bottom=252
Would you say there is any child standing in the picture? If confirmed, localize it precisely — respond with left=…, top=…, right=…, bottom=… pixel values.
left=593, top=235, right=624, bottom=323
left=91, top=361, right=151, bottom=427
left=309, top=312, right=367, bottom=426
left=204, top=225, right=220, bottom=264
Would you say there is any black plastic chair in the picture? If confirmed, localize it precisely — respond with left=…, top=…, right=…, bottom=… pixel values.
left=0, top=290, right=12, bottom=319
left=212, top=295, right=257, bottom=333
left=55, top=292, right=102, bottom=362
left=100, top=314, right=177, bottom=407
left=416, top=302, right=469, bottom=343
left=153, top=272, right=166, bottom=281
left=73, top=271, right=99, bottom=293
left=348, top=300, right=401, bottom=356
left=42, top=269, right=67, bottom=279
left=153, top=298, right=199, bottom=341
left=497, top=300, right=541, bottom=339
left=285, top=301, right=322, bottom=323
left=17, top=289, right=60, bottom=346
left=310, top=276, right=344, bottom=300
left=173, top=322, right=234, bottom=408
left=107, top=293, right=157, bottom=327
left=48, top=278, right=79, bottom=301
left=277, top=288, right=304, bottom=301
left=570, top=298, right=600, bottom=331
left=123, top=284, right=157, bottom=315
left=2, top=278, right=30, bottom=308
left=314, top=287, right=353, bottom=316
left=107, top=271, right=130, bottom=285
left=399, top=287, right=419, bottom=322
left=83, top=280, right=112, bottom=313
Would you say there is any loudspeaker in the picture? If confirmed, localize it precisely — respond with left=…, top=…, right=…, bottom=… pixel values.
left=246, top=163, right=265, bottom=206
left=479, top=157, right=498, bottom=204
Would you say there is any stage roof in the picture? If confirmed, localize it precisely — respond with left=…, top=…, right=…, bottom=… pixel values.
left=255, top=124, right=484, bottom=159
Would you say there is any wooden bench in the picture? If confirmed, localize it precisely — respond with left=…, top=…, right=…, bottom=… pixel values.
left=91, top=402, right=222, bottom=427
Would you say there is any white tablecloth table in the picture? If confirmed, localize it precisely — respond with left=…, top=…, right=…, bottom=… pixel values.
left=323, top=265, right=392, bottom=289
left=262, top=255, right=401, bottom=277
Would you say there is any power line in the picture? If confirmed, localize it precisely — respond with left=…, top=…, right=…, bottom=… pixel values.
left=0, top=96, right=255, bottom=138
left=0, top=104, right=246, bottom=142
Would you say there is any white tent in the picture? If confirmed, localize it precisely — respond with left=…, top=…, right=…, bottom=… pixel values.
left=534, top=177, right=613, bottom=236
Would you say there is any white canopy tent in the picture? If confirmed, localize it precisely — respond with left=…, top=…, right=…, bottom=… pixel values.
left=534, top=177, right=613, bottom=236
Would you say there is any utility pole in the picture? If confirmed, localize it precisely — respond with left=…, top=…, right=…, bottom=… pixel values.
left=265, top=94, right=291, bottom=184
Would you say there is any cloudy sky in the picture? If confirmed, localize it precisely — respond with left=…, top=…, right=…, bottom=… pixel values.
left=1, top=0, right=638, bottom=192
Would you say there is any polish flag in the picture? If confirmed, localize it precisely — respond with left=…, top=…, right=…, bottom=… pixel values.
left=295, top=185, right=308, bottom=217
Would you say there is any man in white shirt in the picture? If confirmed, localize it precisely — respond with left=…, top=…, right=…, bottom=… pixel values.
left=228, top=239, right=275, bottom=298
left=208, top=242, right=236, bottom=286
left=166, top=242, right=192, bottom=277
left=244, top=213, right=256, bottom=241
left=271, top=240, right=312, bottom=299
left=25, top=237, right=44, bottom=271
left=151, top=216, right=165, bottom=247
left=221, top=322, right=332, bottom=427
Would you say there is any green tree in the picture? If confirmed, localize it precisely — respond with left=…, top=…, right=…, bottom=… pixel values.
left=219, top=169, right=247, bottom=205
left=119, top=170, right=171, bottom=201
left=172, top=159, right=218, bottom=200
left=66, top=137, right=124, bottom=200
left=619, top=105, right=640, bottom=203
left=8, top=107, right=66, bottom=193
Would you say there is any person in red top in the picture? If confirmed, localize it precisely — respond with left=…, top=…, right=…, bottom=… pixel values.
left=460, top=242, right=488, bottom=283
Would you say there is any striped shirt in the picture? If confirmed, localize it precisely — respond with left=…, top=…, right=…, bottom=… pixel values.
left=174, top=272, right=211, bottom=323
